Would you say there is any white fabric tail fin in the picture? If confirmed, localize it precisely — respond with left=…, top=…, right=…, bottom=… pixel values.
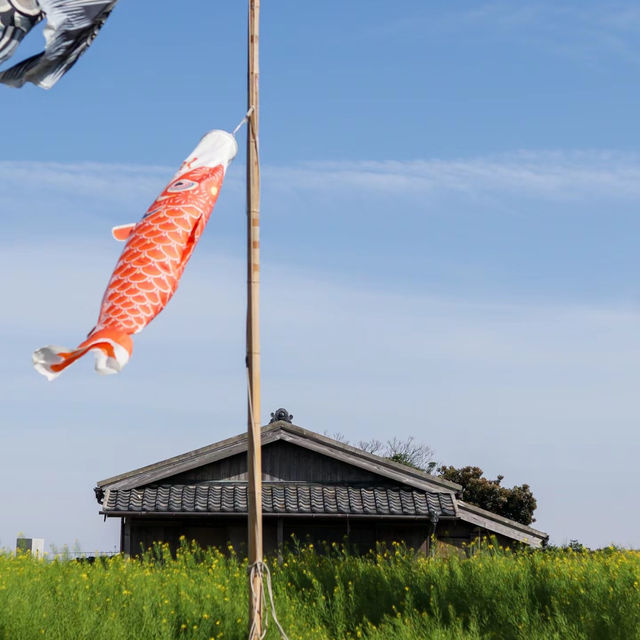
left=33, top=328, right=133, bottom=381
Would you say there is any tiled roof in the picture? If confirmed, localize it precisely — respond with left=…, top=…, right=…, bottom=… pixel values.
left=102, top=484, right=456, bottom=518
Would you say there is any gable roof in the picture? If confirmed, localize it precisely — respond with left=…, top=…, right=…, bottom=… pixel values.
left=95, top=420, right=548, bottom=547
left=96, top=421, right=462, bottom=495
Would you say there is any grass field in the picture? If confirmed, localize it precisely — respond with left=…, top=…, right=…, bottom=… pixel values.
left=0, top=540, right=639, bottom=640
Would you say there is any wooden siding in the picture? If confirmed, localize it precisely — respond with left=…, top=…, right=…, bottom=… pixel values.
left=152, top=441, right=389, bottom=485
left=98, top=423, right=462, bottom=496
left=121, top=515, right=432, bottom=557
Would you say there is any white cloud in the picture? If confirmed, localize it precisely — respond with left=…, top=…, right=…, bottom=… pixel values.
left=0, top=161, right=170, bottom=203
left=463, top=3, right=640, bottom=67
left=265, top=151, right=640, bottom=201
left=369, top=3, right=640, bottom=68
left=5, top=150, right=640, bottom=223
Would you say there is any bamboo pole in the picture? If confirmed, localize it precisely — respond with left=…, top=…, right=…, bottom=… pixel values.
left=246, top=0, right=262, bottom=638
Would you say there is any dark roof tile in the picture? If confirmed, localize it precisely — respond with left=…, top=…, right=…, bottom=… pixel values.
left=336, top=487, right=350, bottom=514
left=208, top=485, right=222, bottom=511
left=221, top=486, right=235, bottom=513
left=183, top=486, right=196, bottom=512
left=169, top=486, right=182, bottom=512
left=360, top=488, right=377, bottom=514
left=347, top=486, right=363, bottom=513
left=297, top=486, right=311, bottom=513
left=375, top=489, right=390, bottom=515
left=195, top=486, right=208, bottom=512
left=387, top=489, right=402, bottom=516
left=235, top=485, right=247, bottom=512
left=272, top=485, right=285, bottom=513
left=413, top=492, right=429, bottom=516
left=439, top=493, right=456, bottom=517
left=310, top=487, right=324, bottom=513
left=285, top=486, right=298, bottom=513
left=323, top=487, right=337, bottom=513
left=102, top=484, right=454, bottom=519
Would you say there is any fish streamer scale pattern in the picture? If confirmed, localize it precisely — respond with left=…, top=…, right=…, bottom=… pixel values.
left=97, top=165, right=225, bottom=335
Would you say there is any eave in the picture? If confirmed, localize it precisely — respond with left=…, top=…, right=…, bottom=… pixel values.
left=457, top=500, right=549, bottom=548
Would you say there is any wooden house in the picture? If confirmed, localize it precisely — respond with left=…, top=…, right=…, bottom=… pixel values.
left=94, top=411, right=548, bottom=555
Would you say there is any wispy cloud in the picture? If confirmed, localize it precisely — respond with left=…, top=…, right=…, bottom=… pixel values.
left=369, top=2, right=640, bottom=68
left=0, top=161, right=170, bottom=203
left=465, top=2, right=640, bottom=66
left=0, top=161, right=246, bottom=239
left=5, top=150, right=640, bottom=213
left=266, top=150, right=640, bottom=203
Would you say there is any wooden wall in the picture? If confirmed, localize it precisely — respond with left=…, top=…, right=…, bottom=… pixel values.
left=158, top=441, right=387, bottom=485
left=121, top=515, right=516, bottom=559
left=121, top=515, right=438, bottom=557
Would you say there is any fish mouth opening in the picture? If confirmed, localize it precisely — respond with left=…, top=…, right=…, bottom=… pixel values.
left=177, top=130, right=238, bottom=173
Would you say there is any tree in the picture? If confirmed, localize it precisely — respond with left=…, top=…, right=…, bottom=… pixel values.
left=356, top=437, right=437, bottom=473
left=437, top=465, right=537, bottom=525
left=335, top=433, right=538, bottom=525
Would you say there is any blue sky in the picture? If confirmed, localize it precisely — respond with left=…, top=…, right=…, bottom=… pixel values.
left=1, top=1, right=640, bottom=551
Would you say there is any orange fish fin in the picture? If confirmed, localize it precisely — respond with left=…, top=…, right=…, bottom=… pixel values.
left=112, top=223, right=136, bottom=242
left=178, top=214, right=207, bottom=272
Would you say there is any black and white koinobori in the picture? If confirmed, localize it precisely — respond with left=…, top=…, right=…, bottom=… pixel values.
left=0, top=0, right=118, bottom=89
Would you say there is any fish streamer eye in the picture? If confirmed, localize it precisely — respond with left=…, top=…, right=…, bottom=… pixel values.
left=168, top=179, right=198, bottom=193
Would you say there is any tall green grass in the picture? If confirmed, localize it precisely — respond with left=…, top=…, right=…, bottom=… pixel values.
left=0, top=540, right=639, bottom=640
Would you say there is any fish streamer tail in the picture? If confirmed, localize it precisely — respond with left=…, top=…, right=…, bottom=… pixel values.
left=32, top=328, right=133, bottom=381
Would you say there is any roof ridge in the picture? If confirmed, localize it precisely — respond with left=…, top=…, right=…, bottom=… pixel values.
left=96, top=421, right=461, bottom=494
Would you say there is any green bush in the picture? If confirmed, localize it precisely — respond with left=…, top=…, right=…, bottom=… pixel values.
left=0, top=540, right=639, bottom=639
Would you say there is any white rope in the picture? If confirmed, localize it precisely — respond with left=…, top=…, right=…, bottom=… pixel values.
left=248, top=560, right=290, bottom=640
left=233, top=105, right=255, bottom=136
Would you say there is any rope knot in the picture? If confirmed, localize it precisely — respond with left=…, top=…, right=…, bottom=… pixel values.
left=247, top=559, right=289, bottom=640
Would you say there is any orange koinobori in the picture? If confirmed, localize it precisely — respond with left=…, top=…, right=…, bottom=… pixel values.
left=33, top=129, right=238, bottom=380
